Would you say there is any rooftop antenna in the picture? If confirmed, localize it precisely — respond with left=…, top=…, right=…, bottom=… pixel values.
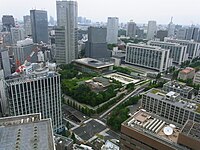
left=170, top=16, right=173, bottom=23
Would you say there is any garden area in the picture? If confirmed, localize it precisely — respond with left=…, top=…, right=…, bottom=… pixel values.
left=59, top=64, right=122, bottom=107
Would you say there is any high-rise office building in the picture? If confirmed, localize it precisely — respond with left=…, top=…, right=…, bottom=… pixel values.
left=12, top=38, right=38, bottom=68
left=0, top=47, right=11, bottom=77
left=136, top=28, right=144, bottom=39
left=85, top=26, right=110, bottom=59
left=0, top=113, right=55, bottom=150
left=107, top=17, right=119, bottom=44
left=56, top=0, right=78, bottom=64
left=165, top=37, right=200, bottom=59
left=10, top=27, right=25, bottom=44
left=30, top=10, right=48, bottom=43
left=2, top=15, right=15, bottom=32
left=125, top=43, right=171, bottom=72
left=148, top=41, right=187, bottom=65
left=156, top=30, right=168, bottom=41
left=168, top=17, right=175, bottom=37
left=23, top=15, right=32, bottom=37
left=4, top=63, right=63, bottom=132
left=184, top=27, right=199, bottom=41
left=127, top=21, right=136, bottom=38
left=147, top=20, right=157, bottom=40
left=176, top=28, right=187, bottom=40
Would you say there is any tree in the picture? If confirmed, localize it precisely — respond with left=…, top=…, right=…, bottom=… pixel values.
left=71, top=133, right=76, bottom=143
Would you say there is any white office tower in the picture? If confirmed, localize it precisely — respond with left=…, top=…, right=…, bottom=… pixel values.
left=107, top=17, right=119, bottom=44
left=165, top=37, right=200, bottom=59
left=56, top=0, right=78, bottom=64
left=127, top=21, right=137, bottom=38
left=4, top=62, right=63, bottom=132
left=23, top=15, right=32, bottom=37
left=147, top=21, right=157, bottom=40
left=148, top=41, right=187, bottom=65
left=125, top=43, right=171, bottom=72
left=11, top=27, right=25, bottom=44
left=168, top=17, right=175, bottom=37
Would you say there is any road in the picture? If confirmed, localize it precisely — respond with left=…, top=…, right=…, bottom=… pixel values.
left=99, top=82, right=148, bottom=119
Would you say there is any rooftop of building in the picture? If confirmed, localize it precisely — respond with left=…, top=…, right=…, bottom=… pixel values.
left=54, top=134, right=73, bottom=149
left=6, top=62, right=58, bottom=85
left=73, top=58, right=114, bottom=69
left=127, top=43, right=168, bottom=51
left=180, top=67, right=195, bottom=74
left=181, top=120, right=200, bottom=141
left=148, top=40, right=184, bottom=47
left=164, top=80, right=194, bottom=91
left=165, top=37, right=200, bottom=44
left=123, top=109, right=184, bottom=148
left=145, top=88, right=200, bottom=113
left=0, top=113, right=55, bottom=150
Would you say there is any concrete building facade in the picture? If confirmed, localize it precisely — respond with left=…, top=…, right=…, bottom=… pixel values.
left=148, top=41, right=187, bottom=65
left=121, top=109, right=191, bottom=150
left=125, top=43, right=170, bottom=72
left=178, top=67, right=195, bottom=80
left=193, top=71, right=200, bottom=85
left=147, top=21, right=157, bottom=40
left=165, top=38, right=200, bottom=59
left=4, top=64, right=63, bottom=132
left=23, top=15, right=32, bottom=37
left=11, top=27, right=25, bottom=44
left=107, top=17, right=119, bottom=44
left=163, top=81, right=194, bottom=99
left=56, top=0, right=78, bottom=64
left=141, top=88, right=200, bottom=125
left=85, top=27, right=110, bottom=59
left=127, top=21, right=136, bottom=38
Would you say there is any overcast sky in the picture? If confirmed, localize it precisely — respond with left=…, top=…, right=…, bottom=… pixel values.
left=0, top=0, right=200, bottom=25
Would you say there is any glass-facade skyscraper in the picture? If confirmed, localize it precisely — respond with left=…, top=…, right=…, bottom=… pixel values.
left=30, top=10, right=48, bottom=43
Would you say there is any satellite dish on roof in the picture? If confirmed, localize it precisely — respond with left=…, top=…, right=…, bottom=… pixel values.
left=163, top=126, right=173, bottom=136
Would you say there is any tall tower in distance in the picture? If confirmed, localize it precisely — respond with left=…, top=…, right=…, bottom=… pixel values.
left=127, top=20, right=137, bottom=38
left=56, top=0, right=78, bottom=64
left=30, top=10, right=48, bottom=43
left=23, top=15, right=32, bottom=37
left=85, top=26, right=110, bottom=59
left=107, top=17, right=119, bottom=44
left=168, top=17, right=175, bottom=37
left=147, top=20, right=157, bottom=40
left=2, top=15, right=15, bottom=32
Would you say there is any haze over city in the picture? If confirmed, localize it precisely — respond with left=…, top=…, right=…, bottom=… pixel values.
left=0, top=0, right=200, bottom=149
left=0, top=0, right=200, bottom=24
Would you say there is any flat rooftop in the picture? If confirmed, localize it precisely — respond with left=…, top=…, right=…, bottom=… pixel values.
left=0, top=114, right=54, bottom=150
left=146, top=88, right=199, bottom=112
left=149, top=40, right=184, bottom=47
left=73, top=58, right=114, bottom=69
left=181, top=120, right=200, bottom=141
left=124, top=109, right=181, bottom=144
left=73, top=119, right=106, bottom=142
left=104, top=73, right=140, bottom=85
left=6, top=71, right=58, bottom=86
left=127, top=43, right=168, bottom=52
left=164, top=81, right=194, bottom=91
left=165, top=38, right=199, bottom=44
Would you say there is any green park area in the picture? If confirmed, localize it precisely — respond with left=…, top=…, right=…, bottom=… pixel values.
left=59, top=64, right=122, bottom=107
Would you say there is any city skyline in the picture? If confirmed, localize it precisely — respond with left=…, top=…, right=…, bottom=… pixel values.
left=0, top=0, right=200, bottom=25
